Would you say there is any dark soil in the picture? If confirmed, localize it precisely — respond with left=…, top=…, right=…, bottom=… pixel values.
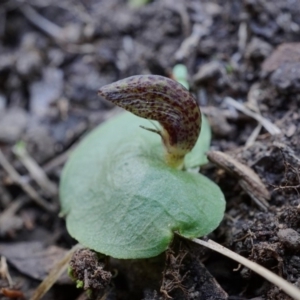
left=0, top=0, right=300, bottom=299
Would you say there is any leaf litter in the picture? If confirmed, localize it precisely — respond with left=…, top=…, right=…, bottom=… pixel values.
left=0, top=0, right=300, bottom=299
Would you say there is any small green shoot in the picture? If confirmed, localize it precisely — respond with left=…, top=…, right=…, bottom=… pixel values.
left=128, top=0, right=151, bottom=8
left=76, top=280, right=84, bottom=289
left=172, top=64, right=189, bottom=89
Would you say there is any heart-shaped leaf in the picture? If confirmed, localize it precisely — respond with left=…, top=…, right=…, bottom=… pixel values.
left=60, top=112, right=225, bottom=259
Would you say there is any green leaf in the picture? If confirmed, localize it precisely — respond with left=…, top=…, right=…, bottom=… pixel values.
left=60, top=112, right=225, bottom=259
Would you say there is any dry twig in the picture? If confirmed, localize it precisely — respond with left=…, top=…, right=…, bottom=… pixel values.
left=0, top=149, right=56, bottom=212
left=224, top=97, right=281, bottom=135
left=20, top=4, right=63, bottom=40
left=0, top=256, right=13, bottom=287
left=30, top=244, right=83, bottom=300
left=207, top=150, right=270, bottom=211
left=191, top=238, right=300, bottom=300
left=13, top=144, right=57, bottom=196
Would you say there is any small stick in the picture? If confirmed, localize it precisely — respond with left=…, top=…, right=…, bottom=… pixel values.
left=30, top=244, right=83, bottom=300
left=238, top=22, right=247, bottom=53
left=207, top=150, right=270, bottom=211
left=13, top=144, right=57, bottom=196
left=245, top=123, right=262, bottom=147
left=0, top=196, right=28, bottom=235
left=43, top=149, right=72, bottom=173
left=0, top=150, right=56, bottom=212
left=224, top=97, right=281, bottom=135
left=175, top=24, right=207, bottom=61
left=0, top=256, right=13, bottom=287
left=191, top=238, right=300, bottom=300
left=20, top=4, right=63, bottom=40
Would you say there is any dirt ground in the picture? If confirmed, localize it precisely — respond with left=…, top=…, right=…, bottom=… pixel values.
left=0, top=0, right=300, bottom=299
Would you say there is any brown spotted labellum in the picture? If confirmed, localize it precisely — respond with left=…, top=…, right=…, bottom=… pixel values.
left=98, top=75, right=201, bottom=168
